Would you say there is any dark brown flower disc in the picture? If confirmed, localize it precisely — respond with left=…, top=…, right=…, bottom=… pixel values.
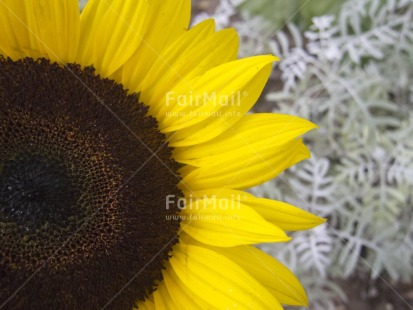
left=0, top=58, right=182, bottom=310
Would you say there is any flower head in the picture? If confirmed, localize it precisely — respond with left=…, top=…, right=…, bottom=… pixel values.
left=0, top=0, right=324, bottom=309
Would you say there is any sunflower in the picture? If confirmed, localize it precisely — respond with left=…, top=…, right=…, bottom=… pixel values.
left=0, top=0, right=324, bottom=309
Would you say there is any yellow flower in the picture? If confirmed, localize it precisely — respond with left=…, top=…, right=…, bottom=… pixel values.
left=0, top=0, right=324, bottom=309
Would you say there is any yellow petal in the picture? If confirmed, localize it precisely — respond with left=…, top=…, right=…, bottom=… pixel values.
left=174, top=113, right=316, bottom=167
left=216, top=245, right=308, bottom=306
left=78, top=0, right=152, bottom=76
left=180, top=197, right=290, bottom=247
left=170, top=243, right=283, bottom=309
left=182, top=188, right=256, bottom=200
left=180, top=138, right=310, bottom=190
left=164, top=55, right=277, bottom=146
left=120, top=0, right=191, bottom=90
left=139, top=19, right=239, bottom=118
left=153, top=280, right=178, bottom=310
left=0, top=0, right=80, bottom=62
left=247, top=198, right=326, bottom=231
left=162, top=263, right=212, bottom=309
left=187, top=189, right=325, bottom=231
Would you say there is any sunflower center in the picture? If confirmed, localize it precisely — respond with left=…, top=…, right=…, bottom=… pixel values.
left=0, top=154, right=81, bottom=231
left=0, top=58, right=182, bottom=310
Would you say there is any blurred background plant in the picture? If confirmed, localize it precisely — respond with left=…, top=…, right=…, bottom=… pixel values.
left=239, top=0, right=344, bottom=29
left=194, top=0, right=413, bottom=309
left=79, top=0, right=87, bottom=10
left=79, top=0, right=413, bottom=308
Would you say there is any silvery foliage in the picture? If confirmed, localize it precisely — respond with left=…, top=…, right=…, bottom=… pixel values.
left=253, top=0, right=413, bottom=307
left=79, top=0, right=87, bottom=10
left=195, top=0, right=413, bottom=306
